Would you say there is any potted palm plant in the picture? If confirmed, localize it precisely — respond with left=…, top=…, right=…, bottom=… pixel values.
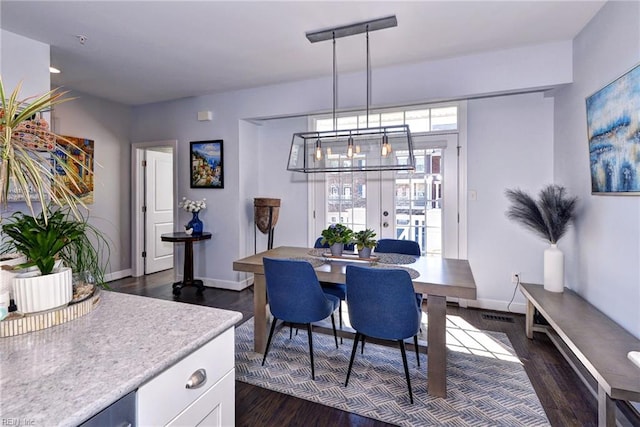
left=1, top=77, right=101, bottom=312
left=505, top=184, right=578, bottom=292
left=352, top=228, right=377, bottom=259
left=321, top=223, right=353, bottom=257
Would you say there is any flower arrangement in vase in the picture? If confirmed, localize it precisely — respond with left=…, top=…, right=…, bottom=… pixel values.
left=352, top=228, right=377, bottom=258
left=321, top=223, right=353, bottom=257
left=505, top=185, right=577, bottom=293
left=179, top=197, right=206, bottom=235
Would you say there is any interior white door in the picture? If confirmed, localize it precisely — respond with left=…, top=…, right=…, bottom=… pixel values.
left=145, top=149, right=174, bottom=273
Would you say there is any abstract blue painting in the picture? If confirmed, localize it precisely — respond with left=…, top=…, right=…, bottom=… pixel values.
left=586, top=63, right=640, bottom=194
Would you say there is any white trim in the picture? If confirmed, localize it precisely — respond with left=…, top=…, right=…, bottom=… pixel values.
left=464, top=298, right=527, bottom=315
left=105, top=269, right=132, bottom=283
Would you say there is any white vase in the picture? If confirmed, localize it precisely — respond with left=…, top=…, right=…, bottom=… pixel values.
left=544, top=243, right=564, bottom=292
left=13, top=267, right=73, bottom=313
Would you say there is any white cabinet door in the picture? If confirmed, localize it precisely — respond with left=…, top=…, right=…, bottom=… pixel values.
left=166, top=370, right=234, bottom=427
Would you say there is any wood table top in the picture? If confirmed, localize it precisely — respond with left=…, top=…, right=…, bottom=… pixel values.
left=233, top=246, right=476, bottom=300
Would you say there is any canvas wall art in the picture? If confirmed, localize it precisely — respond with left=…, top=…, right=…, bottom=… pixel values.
left=586, top=63, right=640, bottom=194
left=190, top=140, right=224, bottom=188
left=52, top=136, right=94, bottom=204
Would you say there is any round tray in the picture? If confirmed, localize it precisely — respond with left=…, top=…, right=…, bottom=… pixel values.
left=0, top=287, right=101, bottom=338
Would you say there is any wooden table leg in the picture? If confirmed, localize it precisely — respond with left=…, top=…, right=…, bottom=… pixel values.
left=525, top=298, right=535, bottom=339
left=253, top=273, right=267, bottom=353
left=598, top=384, right=616, bottom=427
left=427, top=294, right=447, bottom=398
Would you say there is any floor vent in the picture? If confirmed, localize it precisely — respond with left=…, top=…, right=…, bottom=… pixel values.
left=482, top=313, right=515, bottom=323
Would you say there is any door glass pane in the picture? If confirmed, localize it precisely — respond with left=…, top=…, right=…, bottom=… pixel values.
left=326, top=171, right=368, bottom=232
left=394, top=148, right=443, bottom=256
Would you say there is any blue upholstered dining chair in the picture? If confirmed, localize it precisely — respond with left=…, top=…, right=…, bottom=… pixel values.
left=344, top=265, right=422, bottom=404
left=374, top=239, right=423, bottom=310
left=313, top=237, right=352, bottom=330
left=262, top=257, right=340, bottom=380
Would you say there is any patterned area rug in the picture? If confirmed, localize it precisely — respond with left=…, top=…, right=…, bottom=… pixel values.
left=235, top=318, right=549, bottom=427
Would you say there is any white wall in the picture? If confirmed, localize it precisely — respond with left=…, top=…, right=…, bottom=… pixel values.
left=467, top=93, right=554, bottom=311
left=553, top=1, right=640, bottom=337
left=131, top=41, right=572, bottom=293
left=0, top=30, right=49, bottom=99
left=52, top=90, right=133, bottom=278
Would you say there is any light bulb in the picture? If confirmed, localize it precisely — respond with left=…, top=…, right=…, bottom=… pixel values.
left=381, top=144, right=388, bottom=157
left=347, top=136, right=354, bottom=158
left=315, top=139, right=323, bottom=161
left=355, top=145, right=361, bottom=154
left=326, top=147, right=332, bottom=156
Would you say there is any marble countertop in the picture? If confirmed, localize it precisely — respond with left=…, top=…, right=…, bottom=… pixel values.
left=0, top=290, right=243, bottom=426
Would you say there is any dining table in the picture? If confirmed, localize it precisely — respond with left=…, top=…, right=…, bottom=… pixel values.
left=232, top=245, right=477, bottom=398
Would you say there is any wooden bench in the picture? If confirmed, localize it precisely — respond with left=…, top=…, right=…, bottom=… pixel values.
left=519, top=283, right=640, bottom=427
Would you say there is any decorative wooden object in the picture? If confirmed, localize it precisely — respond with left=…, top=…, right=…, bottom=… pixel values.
left=254, top=198, right=280, bottom=251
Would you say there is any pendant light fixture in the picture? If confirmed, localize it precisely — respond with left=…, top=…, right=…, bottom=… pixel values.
left=287, top=15, right=414, bottom=173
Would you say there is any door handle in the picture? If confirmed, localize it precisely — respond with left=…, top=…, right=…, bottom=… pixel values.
left=383, top=222, right=389, bottom=228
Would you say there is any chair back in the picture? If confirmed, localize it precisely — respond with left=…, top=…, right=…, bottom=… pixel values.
left=314, top=237, right=355, bottom=251
left=263, top=257, right=335, bottom=323
left=345, top=265, right=420, bottom=341
left=375, top=239, right=421, bottom=256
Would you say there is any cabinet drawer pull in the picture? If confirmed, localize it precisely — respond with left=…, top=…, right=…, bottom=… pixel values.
left=185, top=368, right=207, bottom=389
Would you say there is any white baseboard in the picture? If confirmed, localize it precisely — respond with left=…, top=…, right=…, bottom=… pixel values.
left=464, top=297, right=527, bottom=314
left=172, top=275, right=253, bottom=292
left=105, top=269, right=132, bottom=282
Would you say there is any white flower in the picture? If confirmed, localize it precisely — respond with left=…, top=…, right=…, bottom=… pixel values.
left=178, top=197, right=207, bottom=213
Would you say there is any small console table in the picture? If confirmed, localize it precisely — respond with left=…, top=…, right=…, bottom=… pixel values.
left=161, top=232, right=212, bottom=296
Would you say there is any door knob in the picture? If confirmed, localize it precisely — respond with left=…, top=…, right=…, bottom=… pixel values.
left=383, top=211, right=389, bottom=217
left=383, top=222, right=389, bottom=228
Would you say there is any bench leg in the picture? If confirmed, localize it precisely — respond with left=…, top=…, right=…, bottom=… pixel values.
left=525, top=298, right=535, bottom=339
left=597, top=384, right=616, bottom=427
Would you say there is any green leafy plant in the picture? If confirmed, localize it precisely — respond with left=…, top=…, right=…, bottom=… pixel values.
left=352, top=228, right=377, bottom=250
left=505, top=185, right=578, bottom=244
left=0, top=77, right=91, bottom=221
left=0, top=207, right=110, bottom=285
left=320, top=223, right=353, bottom=246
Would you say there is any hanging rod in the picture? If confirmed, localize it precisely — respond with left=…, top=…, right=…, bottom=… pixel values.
left=305, top=15, right=397, bottom=43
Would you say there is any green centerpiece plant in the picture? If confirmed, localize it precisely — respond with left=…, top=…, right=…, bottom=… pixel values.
left=352, top=228, right=377, bottom=258
left=321, top=223, right=353, bottom=257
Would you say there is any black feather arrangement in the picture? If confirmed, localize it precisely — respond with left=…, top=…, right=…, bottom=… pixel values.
left=505, top=185, right=577, bottom=244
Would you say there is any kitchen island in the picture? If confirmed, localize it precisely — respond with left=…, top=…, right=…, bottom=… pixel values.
left=0, top=290, right=242, bottom=426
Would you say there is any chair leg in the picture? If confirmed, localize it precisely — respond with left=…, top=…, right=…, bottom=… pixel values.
left=262, top=317, right=278, bottom=366
left=360, top=334, right=366, bottom=354
left=399, top=340, right=414, bottom=404
left=330, top=313, right=338, bottom=349
left=345, top=332, right=361, bottom=386
left=289, top=323, right=293, bottom=339
left=414, top=335, right=420, bottom=367
left=338, top=301, right=343, bottom=344
left=306, top=323, right=315, bottom=380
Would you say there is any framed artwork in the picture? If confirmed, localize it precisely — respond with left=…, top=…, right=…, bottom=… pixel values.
left=586, top=62, right=640, bottom=194
left=52, top=136, right=95, bottom=204
left=190, top=140, right=224, bottom=188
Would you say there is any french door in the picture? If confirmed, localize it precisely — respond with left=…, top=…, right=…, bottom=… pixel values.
left=311, top=133, right=463, bottom=258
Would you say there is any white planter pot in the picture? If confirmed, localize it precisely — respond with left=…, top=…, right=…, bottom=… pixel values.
left=330, top=243, right=344, bottom=257
left=544, top=244, right=564, bottom=293
left=13, top=267, right=73, bottom=313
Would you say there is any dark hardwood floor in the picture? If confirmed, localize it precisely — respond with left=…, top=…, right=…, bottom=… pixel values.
left=108, top=270, right=597, bottom=427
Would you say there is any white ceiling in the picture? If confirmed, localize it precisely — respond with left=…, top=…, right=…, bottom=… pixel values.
left=1, top=1, right=605, bottom=106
